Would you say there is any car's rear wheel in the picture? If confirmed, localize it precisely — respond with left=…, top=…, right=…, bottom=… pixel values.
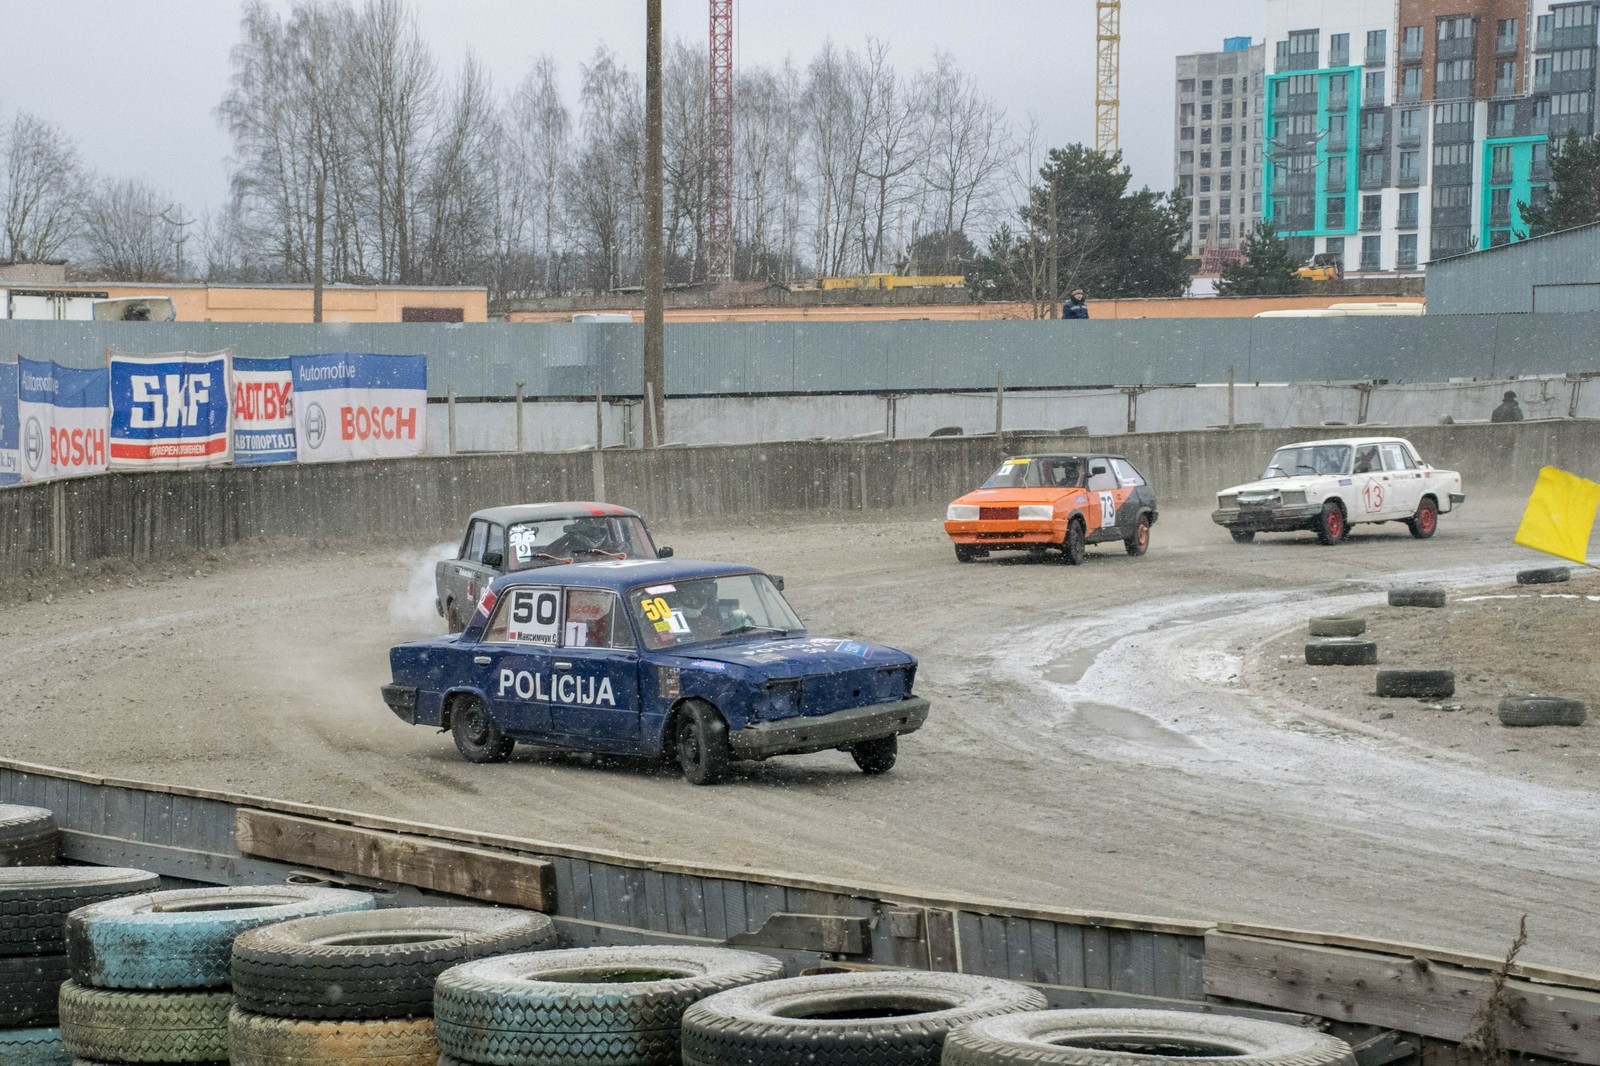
left=677, top=702, right=730, bottom=786
left=849, top=735, right=897, bottom=775
left=1229, top=529, right=1256, bottom=544
left=1124, top=516, right=1150, bottom=557
left=1314, top=501, right=1346, bottom=545
left=1407, top=496, right=1439, bottom=539
left=451, top=697, right=514, bottom=763
left=1061, top=518, right=1086, bottom=566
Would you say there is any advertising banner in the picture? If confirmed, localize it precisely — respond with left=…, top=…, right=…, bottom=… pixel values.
left=290, top=352, right=427, bottom=464
left=109, top=350, right=232, bottom=468
left=0, top=362, right=18, bottom=487
left=18, top=358, right=110, bottom=482
left=232, top=356, right=296, bottom=466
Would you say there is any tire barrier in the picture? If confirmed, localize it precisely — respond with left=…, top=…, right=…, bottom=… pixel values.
left=435, top=945, right=785, bottom=1066
left=680, top=970, right=1048, bottom=1066
left=57, top=980, right=231, bottom=1063
left=1304, top=638, right=1377, bottom=666
left=0, top=954, right=69, bottom=1028
left=1516, top=566, right=1571, bottom=586
left=1307, top=616, right=1365, bottom=638
left=0, top=1026, right=72, bottom=1066
left=942, top=1009, right=1357, bottom=1066
left=231, top=907, right=557, bottom=1021
left=1387, top=586, right=1446, bottom=608
left=227, top=1009, right=438, bottom=1066
left=1498, top=696, right=1588, bottom=727
left=0, top=806, right=60, bottom=867
left=67, top=885, right=375, bottom=990
left=1375, top=669, right=1456, bottom=699
left=0, top=867, right=159, bottom=957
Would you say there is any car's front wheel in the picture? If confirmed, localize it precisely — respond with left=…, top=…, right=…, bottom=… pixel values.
left=1061, top=518, right=1086, bottom=566
left=1229, top=529, right=1256, bottom=544
left=676, top=701, right=730, bottom=786
left=850, top=735, right=898, bottom=775
left=451, top=697, right=514, bottom=763
left=1314, top=500, right=1347, bottom=545
left=953, top=544, right=986, bottom=563
left=1407, top=496, right=1439, bottom=539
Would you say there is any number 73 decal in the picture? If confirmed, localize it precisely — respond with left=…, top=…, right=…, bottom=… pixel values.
left=1098, top=492, right=1117, bottom=528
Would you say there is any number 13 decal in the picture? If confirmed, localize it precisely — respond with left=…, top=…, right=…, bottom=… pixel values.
left=1099, top=492, right=1117, bottom=528
left=1362, top=481, right=1385, bottom=513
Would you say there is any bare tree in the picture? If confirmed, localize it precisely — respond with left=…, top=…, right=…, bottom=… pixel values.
left=565, top=45, right=643, bottom=292
left=804, top=41, right=865, bottom=277
left=3, top=112, right=88, bottom=262
left=851, top=39, right=922, bottom=273
left=663, top=39, right=711, bottom=283
left=509, top=56, right=571, bottom=294
left=78, top=178, right=177, bottom=280
left=915, top=51, right=1012, bottom=241
left=422, top=54, right=500, bottom=285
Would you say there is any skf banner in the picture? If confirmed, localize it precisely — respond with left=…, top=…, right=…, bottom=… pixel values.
left=290, top=352, right=427, bottom=463
left=0, top=362, right=18, bottom=487
left=109, top=350, right=232, bottom=468
left=19, top=358, right=109, bottom=482
left=232, top=356, right=296, bottom=466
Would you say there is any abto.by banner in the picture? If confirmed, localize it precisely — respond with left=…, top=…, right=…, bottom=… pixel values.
left=108, top=350, right=232, bottom=469
left=289, top=352, right=427, bottom=464
left=18, top=358, right=110, bottom=482
left=232, top=356, right=295, bottom=466
left=0, top=362, right=18, bottom=487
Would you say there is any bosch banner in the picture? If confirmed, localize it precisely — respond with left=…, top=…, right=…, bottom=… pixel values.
left=0, top=362, right=18, bottom=487
left=290, top=352, right=427, bottom=463
left=232, top=356, right=296, bottom=466
left=109, top=350, right=232, bottom=468
left=18, top=358, right=110, bottom=482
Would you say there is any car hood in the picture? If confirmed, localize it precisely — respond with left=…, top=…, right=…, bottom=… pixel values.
left=1220, top=475, right=1335, bottom=496
left=951, top=487, right=1080, bottom=506
left=664, top=635, right=914, bottom=677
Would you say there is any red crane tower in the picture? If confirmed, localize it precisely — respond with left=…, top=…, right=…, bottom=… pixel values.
left=708, top=0, right=735, bottom=283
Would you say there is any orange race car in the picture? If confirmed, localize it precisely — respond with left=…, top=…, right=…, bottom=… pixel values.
left=944, top=453, right=1159, bottom=565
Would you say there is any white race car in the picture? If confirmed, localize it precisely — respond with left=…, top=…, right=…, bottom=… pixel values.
left=1212, top=436, right=1465, bottom=545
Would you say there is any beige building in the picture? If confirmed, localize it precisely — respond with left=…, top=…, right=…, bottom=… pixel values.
left=10, top=277, right=487, bottom=323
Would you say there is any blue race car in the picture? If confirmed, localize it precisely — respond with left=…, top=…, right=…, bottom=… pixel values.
left=382, top=559, right=929, bottom=785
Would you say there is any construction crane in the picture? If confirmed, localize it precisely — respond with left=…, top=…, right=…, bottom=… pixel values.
left=1095, top=0, right=1121, bottom=156
left=708, top=0, right=735, bottom=283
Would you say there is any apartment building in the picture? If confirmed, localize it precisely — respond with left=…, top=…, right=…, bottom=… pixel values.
left=1174, top=38, right=1268, bottom=268
left=1259, top=0, right=1598, bottom=271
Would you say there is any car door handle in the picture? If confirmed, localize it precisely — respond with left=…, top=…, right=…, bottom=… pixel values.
left=473, top=656, right=491, bottom=665
left=553, top=661, right=573, bottom=670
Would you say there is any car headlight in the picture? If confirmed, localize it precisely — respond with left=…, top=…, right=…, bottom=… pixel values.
left=1017, top=505, right=1054, bottom=521
left=765, top=679, right=802, bottom=717
left=1280, top=490, right=1307, bottom=506
left=1217, top=493, right=1238, bottom=508
left=947, top=504, right=979, bottom=521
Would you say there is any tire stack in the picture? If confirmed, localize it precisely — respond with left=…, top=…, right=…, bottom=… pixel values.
left=228, top=906, right=558, bottom=1065
left=0, top=866, right=161, bottom=1066
left=435, top=945, right=784, bottom=1066
left=59, top=885, right=374, bottom=1066
left=0, top=805, right=62, bottom=867
left=1304, top=616, right=1375, bottom=667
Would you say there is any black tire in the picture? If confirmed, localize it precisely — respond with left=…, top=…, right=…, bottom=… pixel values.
left=1517, top=566, right=1571, bottom=585
left=677, top=702, right=730, bottom=786
left=1229, top=529, right=1256, bottom=544
left=943, top=1009, right=1357, bottom=1066
left=681, top=971, right=1047, bottom=1066
left=1304, top=638, right=1378, bottom=666
left=1124, top=516, right=1151, bottom=557
left=1314, top=500, right=1346, bottom=545
left=227, top=1007, right=437, bottom=1065
left=451, top=696, right=515, bottom=763
left=0, top=805, right=60, bottom=867
left=1061, top=518, right=1086, bottom=566
left=435, top=946, right=783, bottom=1066
left=849, top=735, right=898, bottom=775
left=1498, top=696, right=1587, bottom=727
left=0, top=867, right=159, bottom=957
left=1308, top=615, right=1366, bottom=638
left=953, top=545, right=987, bottom=563
left=1388, top=586, right=1446, bottom=608
left=230, top=906, right=556, bottom=1020
left=1406, top=496, right=1440, bottom=539
left=0, top=953, right=68, bottom=1027
left=58, top=980, right=231, bottom=1063
left=446, top=601, right=466, bottom=633
left=1376, top=669, right=1455, bottom=698
left=0, top=1027, right=71, bottom=1066
left=68, top=885, right=374, bottom=991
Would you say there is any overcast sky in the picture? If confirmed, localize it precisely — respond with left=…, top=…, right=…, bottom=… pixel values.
left=2, top=0, right=1265, bottom=226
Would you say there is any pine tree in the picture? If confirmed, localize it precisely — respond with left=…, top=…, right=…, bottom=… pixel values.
left=1519, top=129, right=1600, bottom=237
left=1218, top=222, right=1300, bottom=296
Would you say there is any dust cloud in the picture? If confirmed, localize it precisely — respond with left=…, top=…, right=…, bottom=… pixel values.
left=389, top=541, right=458, bottom=633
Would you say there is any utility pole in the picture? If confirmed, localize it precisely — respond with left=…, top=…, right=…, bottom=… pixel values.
left=157, top=208, right=196, bottom=280
left=707, top=0, right=735, bottom=283
left=643, top=0, right=666, bottom=447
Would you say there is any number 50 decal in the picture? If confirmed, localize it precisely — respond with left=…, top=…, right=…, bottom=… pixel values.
left=1099, top=492, right=1117, bottom=528
left=507, top=587, right=561, bottom=645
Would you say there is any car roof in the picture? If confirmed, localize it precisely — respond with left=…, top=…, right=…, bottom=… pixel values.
left=1275, top=437, right=1413, bottom=450
left=466, top=502, right=643, bottom=526
left=488, top=558, right=762, bottom=595
left=1004, top=453, right=1126, bottom=462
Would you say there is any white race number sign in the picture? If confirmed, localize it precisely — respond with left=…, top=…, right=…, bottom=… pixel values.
left=507, top=588, right=561, bottom=645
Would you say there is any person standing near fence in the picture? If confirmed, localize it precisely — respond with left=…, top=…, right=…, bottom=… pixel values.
left=1062, top=289, right=1090, bottom=320
left=1491, top=390, right=1524, bottom=423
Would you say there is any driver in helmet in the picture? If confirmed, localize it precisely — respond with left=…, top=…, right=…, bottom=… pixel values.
left=550, top=516, right=620, bottom=558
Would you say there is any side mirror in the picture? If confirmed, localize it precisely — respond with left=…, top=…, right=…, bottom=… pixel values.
left=657, top=546, right=674, bottom=559
left=770, top=574, right=786, bottom=592
left=482, top=550, right=504, bottom=570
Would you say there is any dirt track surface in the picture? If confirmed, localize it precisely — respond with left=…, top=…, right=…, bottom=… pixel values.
left=6, top=497, right=1599, bottom=973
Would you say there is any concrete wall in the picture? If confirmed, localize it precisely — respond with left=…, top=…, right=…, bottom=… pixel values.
left=4, top=420, right=1588, bottom=572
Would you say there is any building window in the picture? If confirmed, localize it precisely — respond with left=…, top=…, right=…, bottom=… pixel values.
left=1400, top=66, right=1422, bottom=100
left=1199, top=223, right=1210, bottom=241
left=1491, top=144, right=1514, bottom=181
left=1326, top=156, right=1347, bottom=186
left=1433, top=100, right=1472, bottom=125
left=1491, top=101, right=1516, bottom=135
left=1179, top=175, right=1194, bottom=195
left=1435, top=59, right=1475, bottom=85
left=1433, top=185, right=1470, bottom=209
left=1552, top=49, right=1595, bottom=73
left=1200, top=198, right=1212, bottom=215
left=1325, top=196, right=1346, bottom=228
left=1179, top=151, right=1194, bottom=165
left=1220, top=149, right=1232, bottom=167
left=1553, top=92, right=1591, bottom=116
left=1437, top=16, right=1476, bottom=41
left=1219, top=221, right=1233, bottom=239
left=1201, top=102, right=1213, bottom=120
left=1432, top=143, right=1473, bottom=167
left=1365, top=28, right=1387, bottom=64
left=1496, top=18, right=1519, bottom=50
left=1364, top=70, right=1385, bottom=101
left=1360, top=235, right=1381, bottom=269
left=1326, top=236, right=1345, bottom=258
left=1201, top=127, right=1213, bottom=144
left=1533, top=97, right=1551, bottom=132
left=1401, top=25, right=1423, bottom=58
left=1202, top=79, right=1213, bottom=96
left=1221, top=101, right=1234, bottom=120
left=1360, top=110, right=1386, bottom=145
left=1220, top=173, right=1233, bottom=191
left=1397, top=150, right=1420, bottom=183
left=1220, top=198, right=1232, bottom=215
left=1330, top=32, right=1350, bottom=66
left=1397, top=233, right=1418, bottom=267
left=1200, top=175, right=1212, bottom=192
left=1556, top=5, right=1596, bottom=29
left=1200, top=151, right=1212, bottom=167
left=1221, top=125, right=1233, bottom=143
left=1399, top=108, right=1420, bottom=139
left=1398, top=191, right=1419, bottom=227
left=1180, top=78, right=1196, bottom=94
left=1221, top=77, right=1234, bottom=95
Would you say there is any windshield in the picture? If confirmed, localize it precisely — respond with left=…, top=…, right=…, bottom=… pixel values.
left=630, top=574, right=803, bottom=649
left=1262, top=445, right=1351, bottom=479
left=505, top=515, right=657, bottom=571
left=981, top=456, right=1083, bottom=489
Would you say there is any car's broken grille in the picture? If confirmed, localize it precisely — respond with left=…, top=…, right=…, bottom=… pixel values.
left=979, top=506, right=1018, bottom=520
